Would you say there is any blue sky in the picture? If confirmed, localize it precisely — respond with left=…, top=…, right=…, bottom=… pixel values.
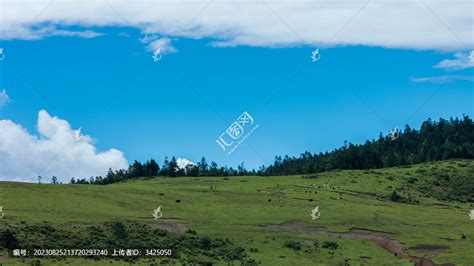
left=0, top=1, right=472, bottom=181
left=2, top=32, right=473, bottom=168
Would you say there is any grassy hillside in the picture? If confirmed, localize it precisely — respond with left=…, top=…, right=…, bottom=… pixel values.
left=1, top=159, right=473, bottom=265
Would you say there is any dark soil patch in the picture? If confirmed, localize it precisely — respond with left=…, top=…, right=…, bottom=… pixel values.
left=410, top=244, right=449, bottom=257
left=265, top=220, right=453, bottom=266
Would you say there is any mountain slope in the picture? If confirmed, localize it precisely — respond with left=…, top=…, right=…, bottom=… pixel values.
left=0, top=159, right=473, bottom=265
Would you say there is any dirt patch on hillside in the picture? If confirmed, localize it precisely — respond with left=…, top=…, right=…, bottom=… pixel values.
left=148, top=218, right=188, bottom=234
left=410, top=245, right=449, bottom=257
left=273, top=192, right=285, bottom=197
left=265, top=220, right=452, bottom=266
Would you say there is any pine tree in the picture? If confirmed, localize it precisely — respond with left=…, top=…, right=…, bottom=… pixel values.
left=197, top=157, right=208, bottom=176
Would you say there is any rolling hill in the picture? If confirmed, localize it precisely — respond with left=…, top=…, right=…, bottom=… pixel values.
left=0, top=159, right=473, bottom=265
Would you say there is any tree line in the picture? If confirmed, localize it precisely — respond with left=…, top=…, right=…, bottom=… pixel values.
left=68, top=115, right=473, bottom=184
left=263, top=116, right=473, bottom=175
left=70, top=157, right=253, bottom=184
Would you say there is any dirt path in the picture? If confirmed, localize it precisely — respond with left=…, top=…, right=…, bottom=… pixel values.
left=265, top=220, right=452, bottom=266
left=148, top=218, right=188, bottom=234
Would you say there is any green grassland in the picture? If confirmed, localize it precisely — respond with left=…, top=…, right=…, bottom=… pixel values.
left=0, top=159, right=473, bottom=265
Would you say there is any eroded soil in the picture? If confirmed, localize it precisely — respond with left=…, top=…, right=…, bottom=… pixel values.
left=265, top=220, right=453, bottom=266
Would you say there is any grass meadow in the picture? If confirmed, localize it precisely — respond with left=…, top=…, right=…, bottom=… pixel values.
left=0, top=159, right=473, bottom=265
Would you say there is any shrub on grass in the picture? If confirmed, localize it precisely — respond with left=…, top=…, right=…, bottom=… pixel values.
left=322, top=241, right=339, bottom=250
left=284, top=240, right=302, bottom=251
left=0, top=230, right=19, bottom=249
left=200, top=236, right=212, bottom=250
left=2, top=221, right=254, bottom=264
left=110, top=222, right=128, bottom=240
left=186, top=229, right=197, bottom=235
left=389, top=191, right=403, bottom=202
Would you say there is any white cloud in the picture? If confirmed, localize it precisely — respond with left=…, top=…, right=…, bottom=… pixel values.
left=434, top=51, right=474, bottom=70
left=50, top=29, right=104, bottom=39
left=0, top=110, right=128, bottom=183
left=1, top=0, right=472, bottom=51
left=0, top=90, right=10, bottom=108
left=177, top=158, right=194, bottom=169
left=0, top=23, right=104, bottom=40
left=410, top=75, right=474, bottom=83
left=141, top=36, right=177, bottom=54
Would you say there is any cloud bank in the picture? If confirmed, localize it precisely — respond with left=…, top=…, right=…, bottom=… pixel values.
left=434, top=51, right=474, bottom=70
left=0, top=110, right=128, bottom=183
left=1, top=0, right=472, bottom=51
